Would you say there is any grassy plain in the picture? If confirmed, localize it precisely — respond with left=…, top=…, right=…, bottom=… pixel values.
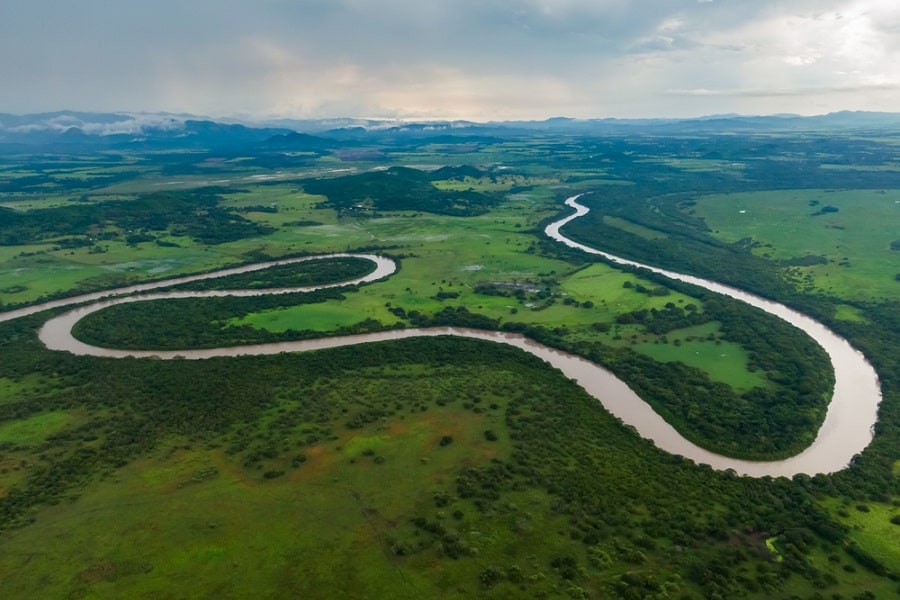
left=0, top=411, right=78, bottom=446
left=690, top=189, right=900, bottom=301
left=631, top=324, right=768, bottom=392
left=825, top=499, right=900, bottom=572
left=235, top=301, right=373, bottom=332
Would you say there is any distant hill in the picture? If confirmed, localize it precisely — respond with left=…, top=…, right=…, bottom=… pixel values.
left=0, top=112, right=294, bottom=151
left=2, top=110, right=900, bottom=152
left=261, top=131, right=336, bottom=151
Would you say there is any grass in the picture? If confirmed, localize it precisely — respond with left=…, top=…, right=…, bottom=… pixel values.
left=827, top=498, right=900, bottom=571
left=0, top=185, right=355, bottom=305
left=0, top=411, right=77, bottom=446
left=780, top=544, right=898, bottom=599
left=691, top=188, right=900, bottom=301
left=0, top=241, right=234, bottom=305
left=638, top=157, right=748, bottom=175
left=0, top=376, right=46, bottom=406
left=233, top=301, right=381, bottom=332
left=0, top=195, right=96, bottom=212
left=560, top=264, right=695, bottom=314
left=833, top=303, right=869, bottom=323
left=632, top=328, right=768, bottom=392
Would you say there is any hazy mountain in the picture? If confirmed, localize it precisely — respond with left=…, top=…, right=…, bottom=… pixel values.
left=0, top=111, right=293, bottom=151
left=261, top=131, right=338, bottom=150
left=2, top=110, right=900, bottom=152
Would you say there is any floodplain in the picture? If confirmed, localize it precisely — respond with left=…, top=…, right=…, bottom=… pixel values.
left=0, top=124, right=898, bottom=598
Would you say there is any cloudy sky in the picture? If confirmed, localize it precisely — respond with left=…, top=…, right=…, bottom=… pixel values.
left=2, top=0, right=898, bottom=121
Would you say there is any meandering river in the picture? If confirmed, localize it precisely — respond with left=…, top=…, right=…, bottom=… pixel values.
left=4, top=199, right=883, bottom=477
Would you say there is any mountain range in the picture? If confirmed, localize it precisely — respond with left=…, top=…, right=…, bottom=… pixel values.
left=2, top=110, right=900, bottom=152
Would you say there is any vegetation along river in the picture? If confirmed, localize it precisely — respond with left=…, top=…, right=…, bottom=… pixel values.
left=7, top=199, right=882, bottom=477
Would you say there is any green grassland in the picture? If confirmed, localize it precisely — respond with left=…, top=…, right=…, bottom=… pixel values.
left=637, top=157, right=748, bottom=177
left=826, top=499, right=900, bottom=573
left=0, top=411, right=79, bottom=446
left=0, top=347, right=692, bottom=599
left=690, top=188, right=900, bottom=301
left=234, top=299, right=374, bottom=332
left=0, top=241, right=235, bottom=305
left=231, top=258, right=702, bottom=337
left=631, top=324, right=769, bottom=392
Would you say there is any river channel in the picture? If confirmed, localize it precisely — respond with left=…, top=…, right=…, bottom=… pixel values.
left=8, top=200, right=883, bottom=477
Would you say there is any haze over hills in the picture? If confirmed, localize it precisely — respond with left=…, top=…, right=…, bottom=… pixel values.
left=3, top=110, right=900, bottom=152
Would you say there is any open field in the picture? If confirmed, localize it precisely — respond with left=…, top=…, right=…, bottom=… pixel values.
left=0, top=411, right=79, bottom=446
left=631, top=323, right=769, bottom=392
left=690, top=188, right=900, bottom=301
left=601, top=216, right=668, bottom=240
left=431, top=174, right=560, bottom=192
left=258, top=198, right=690, bottom=335
left=825, top=499, right=900, bottom=573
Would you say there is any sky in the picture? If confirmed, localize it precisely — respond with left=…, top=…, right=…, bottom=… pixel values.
left=2, top=0, right=899, bottom=121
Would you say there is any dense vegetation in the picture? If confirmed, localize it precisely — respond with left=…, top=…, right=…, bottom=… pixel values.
left=71, top=288, right=381, bottom=350
left=302, top=165, right=500, bottom=216
left=0, top=324, right=889, bottom=598
left=165, top=255, right=376, bottom=292
left=0, top=188, right=273, bottom=246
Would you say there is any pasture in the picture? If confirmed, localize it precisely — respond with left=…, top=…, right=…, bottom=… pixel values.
left=690, top=188, right=900, bottom=301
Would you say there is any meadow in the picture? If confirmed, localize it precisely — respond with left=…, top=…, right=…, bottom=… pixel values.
left=689, top=188, right=900, bottom=302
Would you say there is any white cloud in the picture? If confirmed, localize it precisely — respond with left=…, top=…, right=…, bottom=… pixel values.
left=1, top=0, right=899, bottom=119
left=4, top=114, right=187, bottom=136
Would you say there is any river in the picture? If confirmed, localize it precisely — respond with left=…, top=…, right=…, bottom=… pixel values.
left=7, top=201, right=884, bottom=477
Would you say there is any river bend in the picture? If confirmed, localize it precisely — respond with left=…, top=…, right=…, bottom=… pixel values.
left=4, top=203, right=883, bottom=477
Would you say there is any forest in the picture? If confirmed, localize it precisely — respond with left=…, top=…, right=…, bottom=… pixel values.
left=0, top=188, right=273, bottom=247
left=302, top=165, right=500, bottom=216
